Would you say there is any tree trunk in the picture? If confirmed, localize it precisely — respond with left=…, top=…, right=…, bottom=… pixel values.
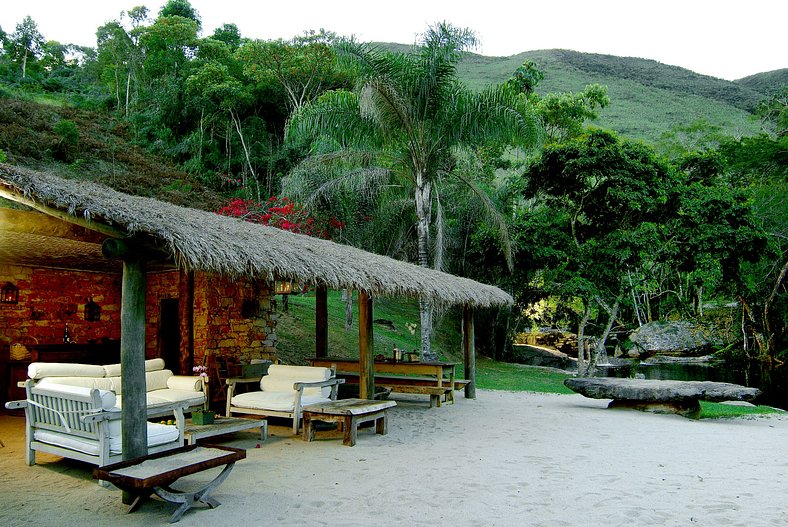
left=589, top=298, right=620, bottom=375
left=342, top=288, right=354, bottom=330
left=577, top=303, right=591, bottom=376
left=414, top=169, right=434, bottom=359
left=230, top=109, right=255, bottom=187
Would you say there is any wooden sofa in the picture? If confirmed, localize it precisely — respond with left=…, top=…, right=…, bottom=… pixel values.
left=5, top=381, right=186, bottom=484
left=25, top=358, right=207, bottom=416
left=225, top=364, right=344, bottom=434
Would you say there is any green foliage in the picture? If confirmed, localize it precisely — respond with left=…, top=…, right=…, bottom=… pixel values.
left=456, top=49, right=765, bottom=144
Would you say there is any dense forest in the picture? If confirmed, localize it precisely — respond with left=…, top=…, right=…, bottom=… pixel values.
left=0, top=1, right=785, bottom=369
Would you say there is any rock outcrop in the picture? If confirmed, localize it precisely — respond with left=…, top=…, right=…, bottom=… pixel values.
left=564, top=377, right=761, bottom=418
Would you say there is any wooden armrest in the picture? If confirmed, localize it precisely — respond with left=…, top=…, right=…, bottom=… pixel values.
left=4, top=399, right=28, bottom=410
left=225, top=376, right=262, bottom=385
left=81, top=410, right=122, bottom=423
left=293, top=378, right=345, bottom=390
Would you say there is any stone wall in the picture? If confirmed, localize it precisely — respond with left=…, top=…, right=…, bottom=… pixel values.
left=1, top=264, right=278, bottom=372
left=192, top=272, right=277, bottom=367
left=0, top=264, right=122, bottom=347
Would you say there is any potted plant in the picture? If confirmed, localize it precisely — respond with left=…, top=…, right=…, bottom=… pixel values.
left=192, top=364, right=214, bottom=424
left=191, top=408, right=215, bottom=425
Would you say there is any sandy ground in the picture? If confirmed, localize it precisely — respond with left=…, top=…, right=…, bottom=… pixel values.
left=0, top=390, right=786, bottom=527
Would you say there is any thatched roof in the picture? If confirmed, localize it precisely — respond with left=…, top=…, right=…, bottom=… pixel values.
left=0, top=164, right=512, bottom=308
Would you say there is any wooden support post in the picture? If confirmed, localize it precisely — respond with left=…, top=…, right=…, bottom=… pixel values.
left=121, top=259, right=148, bottom=459
left=357, top=291, right=375, bottom=400
left=315, top=285, right=328, bottom=358
left=463, top=305, right=476, bottom=399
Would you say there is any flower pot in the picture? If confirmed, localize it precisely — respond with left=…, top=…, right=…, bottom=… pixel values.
left=192, top=410, right=215, bottom=425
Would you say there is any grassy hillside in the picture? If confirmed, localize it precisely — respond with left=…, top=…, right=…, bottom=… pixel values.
left=0, top=93, right=224, bottom=211
left=736, top=68, right=788, bottom=96
left=455, top=49, right=768, bottom=144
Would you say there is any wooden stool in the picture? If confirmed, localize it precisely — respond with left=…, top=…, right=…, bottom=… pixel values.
left=302, top=399, right=396, bottom=446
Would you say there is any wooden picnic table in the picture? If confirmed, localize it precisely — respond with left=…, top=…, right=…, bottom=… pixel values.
left=94, top=445, right=245, bottom=523
left=309, top=357, right=459, bottom=407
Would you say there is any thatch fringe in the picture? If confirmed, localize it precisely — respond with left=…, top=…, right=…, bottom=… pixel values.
left=0, top=164, right=513, bottom=308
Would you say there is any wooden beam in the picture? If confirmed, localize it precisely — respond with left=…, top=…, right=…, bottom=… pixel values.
left=0, top=185, right=127, bottom=238
left=0, top=208, right=109, bottom=244
left=315, top=285, right=328, bottom=358
left=120, top=259, right=148, bottom=467
left=357, top=290, right=375, bottom=400
left=463, top=305, right=476, bottom=399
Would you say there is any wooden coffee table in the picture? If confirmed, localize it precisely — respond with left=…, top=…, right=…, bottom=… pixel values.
left=302, top=398, right=396, bottom=446
left=184, top=416, right=267, bottom=445
left=94, top=445, right=245, bottom=523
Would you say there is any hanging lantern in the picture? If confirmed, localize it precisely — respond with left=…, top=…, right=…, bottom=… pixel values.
left=1, top=282, right=18, bottom=304
left=85, top=296, right=101, bottom=321
left=274, top=280, right=293, bottom=295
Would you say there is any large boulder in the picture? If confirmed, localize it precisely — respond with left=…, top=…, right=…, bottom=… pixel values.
left=627, top=321, right=720, bottom=359
left=511, top=344, right=577, bottom=371
left=564, top=377, right=761, bottom=419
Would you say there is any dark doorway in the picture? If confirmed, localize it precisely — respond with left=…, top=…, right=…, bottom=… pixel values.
left=160, top=298, right=181, bottom=374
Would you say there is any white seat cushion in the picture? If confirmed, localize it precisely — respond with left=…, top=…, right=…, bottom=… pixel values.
left=261, top=365, right=333, bottom=397
left=34, top=421, right=179, bottom=456
left=231, top=391, right=331, bottom=413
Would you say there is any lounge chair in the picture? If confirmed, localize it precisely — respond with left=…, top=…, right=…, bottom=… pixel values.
left=225, top=364, right=344, bottom=434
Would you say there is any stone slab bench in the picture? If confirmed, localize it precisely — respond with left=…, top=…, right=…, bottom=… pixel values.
left=564, top=377, right=761, bottom=419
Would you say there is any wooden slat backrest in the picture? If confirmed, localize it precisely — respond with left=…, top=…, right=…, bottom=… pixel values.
left=27, top=384, right=105, bottom=439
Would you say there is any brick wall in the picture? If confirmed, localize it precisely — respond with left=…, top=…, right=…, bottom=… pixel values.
left=1, top=264, right=278, bottom=370
left=0, top=264, right=122, bottom=347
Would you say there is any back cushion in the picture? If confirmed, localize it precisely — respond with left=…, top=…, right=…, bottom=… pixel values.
left=146, top=369, right=173, bottom=392
left=34, top=382, right=117, bottom=410
left=145, top=358, right=166, bottom=372
left=28, top=362, right=106, bottom=380
left=261, top=365, right=332, bottom=397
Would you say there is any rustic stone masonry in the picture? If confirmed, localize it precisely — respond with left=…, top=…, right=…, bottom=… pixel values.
left=0, top=264, right=122, bottom=347
left=2, top=264, right=278, bottom=372
left=191, top=272, right=277, bottom=367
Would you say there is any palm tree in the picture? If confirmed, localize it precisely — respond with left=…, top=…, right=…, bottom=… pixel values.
left=284, top=22, right=540, bottom=357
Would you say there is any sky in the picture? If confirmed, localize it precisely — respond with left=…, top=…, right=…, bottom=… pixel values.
left=0, top=0, right=785, bottom=81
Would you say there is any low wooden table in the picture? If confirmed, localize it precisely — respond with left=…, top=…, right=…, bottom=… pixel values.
left=94, top=445, right=245, bottom=523
left=302, top=398, right=396, bottom=446
left=184, top=416, right=267, bottom=445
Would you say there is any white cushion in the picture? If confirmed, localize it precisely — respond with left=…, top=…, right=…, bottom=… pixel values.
left=34, top=421, right=179, bottom=456
left=146, top=369, right=173, bottom=391
left=33, top=382, right=117, bottom=410
left=231, top=391, right=331, bottom=413
left=146, top=389, right=206, bottom=408
left=28, top=362, right=106, bottom=380
left=261, top=365, right=332, bottom=397
left=102, top=363, right=122, bottom=377
left=166, top=376, right=203, bottom=392
left=145, top=358, right=166, bottom=372
left=37, top=376, right=114, bottom=392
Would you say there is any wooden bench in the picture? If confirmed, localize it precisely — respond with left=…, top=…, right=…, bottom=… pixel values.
left=302, top=398, right=396, bottom=446
left=336, top=373, right=469, bottom=407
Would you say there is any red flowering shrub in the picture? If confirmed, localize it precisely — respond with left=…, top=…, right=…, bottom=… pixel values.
left=216, top=196, right=344, bottom=239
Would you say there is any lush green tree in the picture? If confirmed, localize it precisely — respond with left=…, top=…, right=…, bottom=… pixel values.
left=238, top=30, right=348, bottom=113
left=211, top=23, right=241, bottom=50
left=158, top=0, right=202, bottom=32
left=9, top=16, right=44, bottom=79
left=284, top=22, right=540, bottom=357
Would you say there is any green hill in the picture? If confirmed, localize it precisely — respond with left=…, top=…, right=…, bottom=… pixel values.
left=453, top=48, right=772, bottom=144
left=736, top=68, right=788, bottom=96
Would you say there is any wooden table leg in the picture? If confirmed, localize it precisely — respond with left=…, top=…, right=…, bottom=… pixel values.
left=375, top=413, right=387, bottom=435
left=343, top=415, right=357, bottom=447
left=303, top=414, right=315, bottom=442
left=152, top=461, right=236, bottom=523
